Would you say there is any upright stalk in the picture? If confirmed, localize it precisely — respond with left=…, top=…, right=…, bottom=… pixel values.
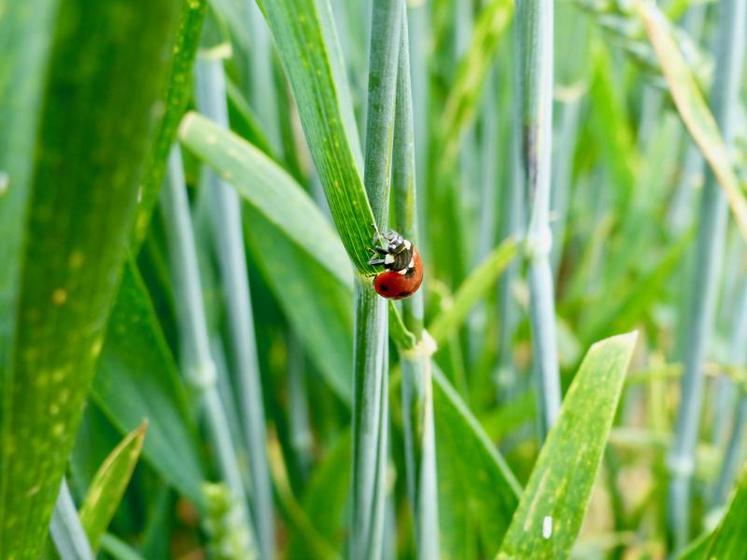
left=667, top=0, right=746, bottom=550
left=195, top=56, right=274, bottom=560
left=393, top=14, right=439, bottom=560
left=516, top=0, right=562, bottom=437
left=161, top=145, right=256, bottom=556
left=350, top=1, right=403, bottom=557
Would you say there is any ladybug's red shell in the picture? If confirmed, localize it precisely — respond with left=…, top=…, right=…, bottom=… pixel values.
left=373, top=249, right=423, bottom=300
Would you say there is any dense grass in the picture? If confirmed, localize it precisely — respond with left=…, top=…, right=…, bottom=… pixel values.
left=1, top=0, right=747, bottom=558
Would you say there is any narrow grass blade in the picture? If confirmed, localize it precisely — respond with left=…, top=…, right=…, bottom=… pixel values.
left=433, top=369, right=521, bottom=557
left=131, top=0, right=208, bottom=244
left=428, top=239, right=517, bottom=346
left=178, top=114, right=354, bottom=400
left=679, top=467, right=747, bottom=559
left=92, top=264, right=205, bottom=506
left=637, top=0, right=747, bottom=242
left=497, top=332, right=637, bottom=559
left=0, top=1, right=180, bottom=554
left=261, top=0, right=377, bottom=275
left=50, top=481, right=94, bottom=560
left=99, top=534, right=146, bottom=560
left=179, top=112, right=352, bottom=288
left=437, top=0, right=514, bottom=173
left=78, top=423, right=147, bottom=551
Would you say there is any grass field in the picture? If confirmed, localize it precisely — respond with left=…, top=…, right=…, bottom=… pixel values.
left=1, top=0, right=746, bottom=558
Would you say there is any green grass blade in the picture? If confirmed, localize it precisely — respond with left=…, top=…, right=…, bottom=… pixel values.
left=0, top=1, right=179, bottom=554
left=92, top=264, right=205, bottom=506
left=178, top=113, right=354, bottom=400
left=131, top=0, right=208, bottom=244
left=697, top=467, right=747, bottom=559
left=179, top=112, right=352, bottom=287
left=436, top=0, right=514, bottom=173
left=50, top=481, right=94, bottom=560
left=244, top=206, right=354, bottom=402
left=78, top=423, right=146, bottom=551
left=428, top=239, right=517, bottom=346
left=497, top=332, right=638, bottom=559
left=433, top=369, right=521, bottom=557
left=637, top=0, right=747, bottom=242
left=261, top=0, right=377, bottom=275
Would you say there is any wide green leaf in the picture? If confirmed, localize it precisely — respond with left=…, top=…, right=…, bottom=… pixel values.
left=261, top=0, right=378, bottom=275
left=92, top=264, right=204, bottom=506
left=433, top=370, right=521, bottom=559
left=0, top=1, right=180, bottom=555
left=637, top=0, right=747, bottom=241
left=79, top=423, right=147, bottom=551
left=497, top=332, right=637, bottom=559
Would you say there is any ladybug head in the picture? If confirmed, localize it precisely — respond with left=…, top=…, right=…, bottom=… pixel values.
left=368, top=229, right=413, bottom=272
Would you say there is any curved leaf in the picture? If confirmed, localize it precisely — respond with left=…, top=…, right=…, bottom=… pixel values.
left=497, top=332, right=637, bottom=559
left=79, top=423, right=147, bottom=551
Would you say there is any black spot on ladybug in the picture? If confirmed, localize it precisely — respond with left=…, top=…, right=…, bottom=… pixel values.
left=380, top=284, right=390, bottom=292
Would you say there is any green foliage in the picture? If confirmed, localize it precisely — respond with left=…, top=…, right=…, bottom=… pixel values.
left=4, top=1, right=747, bottom=559
left=79, top=423, right=146, bottom=550
left=0, top=0, right=179, bottom=555
left=92, top=264, right=204, bottom=505
left=497, top=333, right=637, bottom=558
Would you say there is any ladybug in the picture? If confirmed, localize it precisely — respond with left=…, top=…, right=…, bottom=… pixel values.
left=368, top=230, right=423, bottom=300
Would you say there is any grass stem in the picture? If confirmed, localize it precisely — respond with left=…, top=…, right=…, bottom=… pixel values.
left=195, top=56, right=275, bottom=560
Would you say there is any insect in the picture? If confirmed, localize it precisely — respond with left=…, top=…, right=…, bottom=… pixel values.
left=368, top=230, right=423, bottom=300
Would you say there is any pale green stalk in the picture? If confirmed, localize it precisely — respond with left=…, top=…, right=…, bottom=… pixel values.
left=161, top=145, right=256, bottom=556
left=393, top=14, right=439, bottom=560
left=350, top=1, right=403, bottom=557
left=516, top=0, right=562, bottom=437
left=50, top=480, right=94, bottom=560
left=195, top=56, right=274, bottom=560
left=667, top=0, right=746, bottom=550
